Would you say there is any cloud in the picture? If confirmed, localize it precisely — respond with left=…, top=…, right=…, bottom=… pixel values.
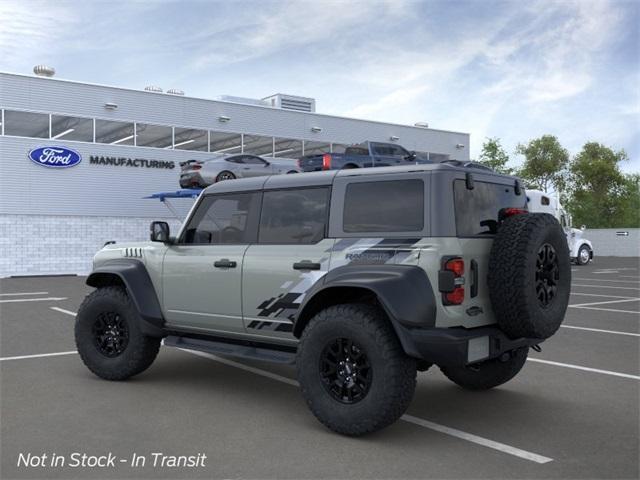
left=0, top=0, right=77, bottom=70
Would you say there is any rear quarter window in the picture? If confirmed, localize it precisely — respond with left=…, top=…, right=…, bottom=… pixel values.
left=454, top=180, right=526, bottom=236
left=343, top=179, right=424, bottom=233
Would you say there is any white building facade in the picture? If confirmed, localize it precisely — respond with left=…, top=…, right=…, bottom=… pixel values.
left=0, top=72, right=470, bottom=277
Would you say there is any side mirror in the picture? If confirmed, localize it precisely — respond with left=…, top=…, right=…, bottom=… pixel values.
left=264, top=161, right=271, bottom=167
left=150, top=221, right=170, bottom=243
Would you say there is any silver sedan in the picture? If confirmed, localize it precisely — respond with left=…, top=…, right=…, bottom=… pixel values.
left=179, top=154, right=300, bottom=188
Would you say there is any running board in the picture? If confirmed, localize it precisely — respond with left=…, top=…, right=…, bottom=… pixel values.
left=164, top=335, right=296, bottom=365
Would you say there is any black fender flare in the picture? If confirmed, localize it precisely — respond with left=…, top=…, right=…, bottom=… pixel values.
left=293, top=264, right=437, bottom=353
left=86, top=259, right=165, bottom=337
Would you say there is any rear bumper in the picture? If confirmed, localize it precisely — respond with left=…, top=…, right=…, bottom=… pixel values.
left=179, top=172, right=206, bottom=188
left=396, top=324, right=542, bottom=367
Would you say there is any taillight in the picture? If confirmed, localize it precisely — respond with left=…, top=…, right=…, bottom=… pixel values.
left=499, top=207, right=527, bottom=221
left=296, top=158, right=302, bottom=168
left=439, top=257, right=465, bottom=305
left=322, top=153, right=332, bottom=170
left=191, top=164, right=202, bottom=170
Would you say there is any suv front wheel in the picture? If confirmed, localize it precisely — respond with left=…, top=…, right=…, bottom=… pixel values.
left=296, top=304, right=417, bottom=436
left=75, top=286, right=161, bottom=380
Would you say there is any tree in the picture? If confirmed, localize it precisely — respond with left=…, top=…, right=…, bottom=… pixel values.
left=478, top=137, right=512, bottom=174
left=565, top=142, right=638, bottom=228
left=515, top=135, right=569, bottom=192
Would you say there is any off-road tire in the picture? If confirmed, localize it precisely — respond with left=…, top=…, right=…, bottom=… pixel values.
left=75, top=286, right=161, bottom=381
left=576, top=244, right=591, bottom=265
left=440, top=348, right=528, bottom=390
left=216, top=171, right=236, bottom=182
left=488, top=213, right=571, bottom=339
left=296, top=304, right=416, bottom=436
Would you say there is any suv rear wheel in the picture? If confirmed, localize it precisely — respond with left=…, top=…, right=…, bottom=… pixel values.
left=75, top=286, right=161, bottom=380
left=296, top=304, right=416, bottom=436
left=440, top=348, right=528, bottom=390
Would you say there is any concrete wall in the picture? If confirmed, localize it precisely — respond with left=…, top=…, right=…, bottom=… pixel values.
left=586, top=228, right=640, bottom=257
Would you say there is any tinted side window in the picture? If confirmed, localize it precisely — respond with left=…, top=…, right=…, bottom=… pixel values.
left=183, top=193, right=260, bottom=244
left=243, top=155, right=266, bottom=165
left=454, top=180, right=526, bottom=236
left=259, top=188, right=329, bottom=244
left=343, top=180, right=424, bottom=233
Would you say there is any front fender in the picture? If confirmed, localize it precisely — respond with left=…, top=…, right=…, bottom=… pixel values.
left=86, top=259, right=165, bottom=337
left=293, top=264, right=437, bottom=338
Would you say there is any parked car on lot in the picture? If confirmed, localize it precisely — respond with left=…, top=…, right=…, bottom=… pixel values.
left=76, top=164, right=570, bottom=436
left=297, top=141, right=430, bottom=171
left=527, top=189, right=594, bottom=265
left=179, top=154, right=299, bottom=188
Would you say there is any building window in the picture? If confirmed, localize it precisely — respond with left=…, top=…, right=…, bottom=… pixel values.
left=343, top=180, right=424, bottom=233
left=95, top=119, right=135, bottom=145
left=274, top=137, right=303, bottom=158
left=4, top=110, right=49, bottom=138
left=210, top=131, right=242, bottom=154
left=135, top=123, right=173, bottom=148
left=51, top=114, right=93, bottom=142
left=303, top=141, right=331, bottom=156
left=243, top=134, right=274, bottom=156
left=259, top=188, right=329, bottom=244
left=174, top=127, right=208, bottom=151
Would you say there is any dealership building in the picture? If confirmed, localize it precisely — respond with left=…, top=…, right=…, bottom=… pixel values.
left=0, top=69, right=470, bottom=277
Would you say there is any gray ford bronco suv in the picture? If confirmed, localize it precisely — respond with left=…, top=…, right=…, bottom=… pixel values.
left=76, top=164, right=570, bottom=436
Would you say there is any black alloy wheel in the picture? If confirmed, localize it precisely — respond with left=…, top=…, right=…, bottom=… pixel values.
left=319, top=337, right=372, bottom=404
left=535, top=243, right=559, bottom=308
left=92, top=311, right=129, bottom=357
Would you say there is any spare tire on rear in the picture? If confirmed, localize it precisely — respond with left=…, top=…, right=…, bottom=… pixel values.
left=488, top=213, right=570, bottom=339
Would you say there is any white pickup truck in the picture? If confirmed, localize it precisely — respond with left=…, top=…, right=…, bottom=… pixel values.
left=527, top=190, right=594, bottom=265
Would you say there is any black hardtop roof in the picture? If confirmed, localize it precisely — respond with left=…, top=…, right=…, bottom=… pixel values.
left=202, top=163, right=518, bottom=195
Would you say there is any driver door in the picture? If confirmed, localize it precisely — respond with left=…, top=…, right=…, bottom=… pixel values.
left=162, top=191, right=261, bottom=334
left=238, top=155, right=273, bottom=177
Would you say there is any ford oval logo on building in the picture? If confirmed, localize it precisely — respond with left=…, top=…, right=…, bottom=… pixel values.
left=28, top=146, right=82, bottom=168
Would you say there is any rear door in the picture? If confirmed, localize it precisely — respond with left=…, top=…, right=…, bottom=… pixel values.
left=242, top=186, right=334, bottom=341
left=237, top=155, right=273, bottom=177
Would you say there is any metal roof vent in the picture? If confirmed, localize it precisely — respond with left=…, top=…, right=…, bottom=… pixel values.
left=33, top=65, right=55, bottom=77
left=167, top=89, right=185, bottom=96
left=262, top=94, right=315, bottom=113
left=414, top=122, right=429, bottom=128
left=144, top=85, right=163, bottom=93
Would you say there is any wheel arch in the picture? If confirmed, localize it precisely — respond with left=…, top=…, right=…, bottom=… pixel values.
left=293, top=265, right=437, bottom=356
left=86, top=259, right=165, bottom=337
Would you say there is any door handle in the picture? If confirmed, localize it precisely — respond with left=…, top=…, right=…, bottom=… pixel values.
left=293, top=261, right=321, bottom=271
left=214, top=259, right=237, bottom=268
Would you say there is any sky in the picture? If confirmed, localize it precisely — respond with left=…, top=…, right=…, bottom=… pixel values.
left=1, top=0, right=638, bottom=172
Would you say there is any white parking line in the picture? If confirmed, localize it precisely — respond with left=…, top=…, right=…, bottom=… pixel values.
left=571, top=292, right=637, bottom=299
left=573, top=284, right=640, bottom=291
left=570, top=298, right=640, bottom=308
left=573, top=278, right=640, bottom=284
left=569, top=306, right=640, bottom=315
left=620, top=275, right=640, bottom=279
left=181, top=349, right=553, bottom=464
left=0, top=297, right=67, bottom=304
left=50, top=307, right=78, bottom=316
left=0, top=291, right=49, bottom=296
left=0, top=351, right=77, bottom=362
left=528, top=358, right=640, bottom=380
left=561, top=325, right=640, bottom=337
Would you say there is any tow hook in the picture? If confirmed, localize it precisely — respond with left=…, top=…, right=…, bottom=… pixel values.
left=531, top=344, right=542, bottom=353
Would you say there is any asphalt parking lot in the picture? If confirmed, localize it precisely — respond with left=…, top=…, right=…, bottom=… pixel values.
left=1, top=256, right=638, bottom=479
